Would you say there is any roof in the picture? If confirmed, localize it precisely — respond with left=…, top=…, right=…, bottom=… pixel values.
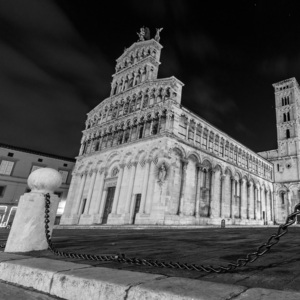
left=0, top=143, right=76, bottom=162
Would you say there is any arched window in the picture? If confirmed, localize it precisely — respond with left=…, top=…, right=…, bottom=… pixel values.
left=287, top=96, right=290, bottom=105
left=283, top=113, right=286, bottom=122
left=139, top=123, right=144, bottom=139
left=282, top=98, right=284, bottom=106
left=287, top=111, right=290, bottom=121
left=281, top=192, right=285, bottom=204
left=286, top=129, right=290, bottom=139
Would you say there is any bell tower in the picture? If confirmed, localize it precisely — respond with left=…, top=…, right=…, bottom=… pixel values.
left=272, top=77, right=300, bottom=157
left=110, top=27, right=163, bottom=97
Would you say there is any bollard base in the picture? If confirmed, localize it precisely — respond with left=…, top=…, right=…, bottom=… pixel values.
left=4, top=192, right=59, bottom=253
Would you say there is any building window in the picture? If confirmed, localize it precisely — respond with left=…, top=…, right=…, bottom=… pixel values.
left=58, top=170, right=69, bottom=183
left=63, top=163, right=68, bottom=167
left=286, top=129, right=290, bottom=139
left=283, top=113, right=286, bottom=122
left=8, top=152, right=14, bottom=157
left=287, top=112, right=290, bottom=121
left=31, top=165, right=44, bottom=173
left=281, top=193, right=285, bottom=204
left=0, top=160, right=15, bottom=176
left=0, top=186, right=6, bottom=197
left=277, top=164, right=279, bottom=172
left=38, top=158, right=43, bottom=162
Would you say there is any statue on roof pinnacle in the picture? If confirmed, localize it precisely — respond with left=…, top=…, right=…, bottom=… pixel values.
left=137, top=26, right=151, bottom=42
left=154, top=28, right=163, bottom=42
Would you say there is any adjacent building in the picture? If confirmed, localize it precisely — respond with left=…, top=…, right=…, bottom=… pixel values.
left=0, top=143, right=75, bottom=226
left=61, top=29, right=275, bottom=226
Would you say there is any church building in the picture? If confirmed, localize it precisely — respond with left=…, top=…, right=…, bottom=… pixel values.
left=61, top=28, right=275, bottom=226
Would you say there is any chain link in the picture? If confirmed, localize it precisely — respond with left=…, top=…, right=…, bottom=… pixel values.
left=43, top=193, right=299, bottom=272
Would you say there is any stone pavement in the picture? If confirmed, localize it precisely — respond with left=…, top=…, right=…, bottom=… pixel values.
left=0, top=226, right=300, bottom=299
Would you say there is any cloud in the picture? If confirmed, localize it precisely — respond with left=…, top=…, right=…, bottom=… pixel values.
left=187, top=78, right=238, bottom=125
left=0, top=0, right=114, bottom=157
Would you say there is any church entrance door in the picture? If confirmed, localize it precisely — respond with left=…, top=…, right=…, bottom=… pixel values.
left=102, top=187, right=116, bottom=224
left=132, top=194, right=141, bottom=224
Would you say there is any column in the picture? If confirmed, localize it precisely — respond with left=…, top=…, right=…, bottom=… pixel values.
left=265, top=189, right=269, bottom=223
left=195, top=164, right=202, bottom=217
left=73, top=171, right=87, bottom=214
left=158, top=114, right=162, bottom=133
left=254, top=186, right=257, bottom=220
left=83, top=169, right=97, bottom=214
left=145, top=162, right=156, bottom=214
left=139, top=160, right=151, bottom=214
left=220, top=174, right=226, bottom=217
left=235, top=180, right=240, bottom=218
left=211, top=169, right=220, bottom=218
left=91, top=168, right=106, bottom=214
left=142, top=121, right=147, bottom=137
left=149, top=118, right=154, bottom=135
left=240, top=179, right=247, bottom=219
left=208, top=169, right=215, bottom=217
left=111, top=164, right=125, bottom=214
left=62, top=174, right=79, bottom=217
left=178, top=159, right=188, bottom=215
left=185, top=119, right=189, bottom=140
left=230, top=177, right=235, bottom=218
left=260, top=187, right=264, bottom=220
left=193, top=124, right=197, bottom=144
left=124, top=162, right=138, bottom=213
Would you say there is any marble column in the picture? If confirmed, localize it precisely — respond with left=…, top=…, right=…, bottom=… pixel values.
left=195, top=164, right=202, bottom=217
left=90, top=168, right=106, bottom=218
left=139, top=160, right=151, bottom=214
left=73, top=171, right=87, bottom=215
left=220, top=174, right=226, bottom=218
left=83, top=169, right=97, bottom=214
left=254, top=186, right=257, bottom=220
left=211, top=169, right=220, bottom=218
left=230, top=177, right=235, bottom=218
left=124, top=162, right=138, bottom=214
left=178, top=159, right=188, bottom=215
left=62, top=173, right=80, bottom=217
left=145, top=162, right=156, bottom=214
left=208, top=169, right=215, bottom=217
left=240, top=179, right=247, bottom=219
left=111, top=164, right=125, bottom=214
left=185, top=120, right=189, bottom=140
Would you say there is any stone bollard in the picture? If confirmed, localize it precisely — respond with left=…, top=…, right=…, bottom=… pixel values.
left=221, top=219, right=225, bottom=229
left=5, top=168, right=62, bottom=252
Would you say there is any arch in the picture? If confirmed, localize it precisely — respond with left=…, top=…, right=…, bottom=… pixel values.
left=213, top=164, right=223, bottom=174
left=224, top=166, right=233, bottom=176
left=134, top=149, right=147, bottom=163
left=186, top=151, right=200, bottom=163
left=106, top=151, right=121, bottom=166
left=122, top=151, right=134, bottom=165
left=168, top=144, right=186, bottom=159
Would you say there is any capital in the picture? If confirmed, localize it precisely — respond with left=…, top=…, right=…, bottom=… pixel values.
left=119, top=163, right=126, bottom=169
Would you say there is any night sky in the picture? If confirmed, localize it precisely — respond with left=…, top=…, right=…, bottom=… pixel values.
left=1, top=0, right=299, bottom=158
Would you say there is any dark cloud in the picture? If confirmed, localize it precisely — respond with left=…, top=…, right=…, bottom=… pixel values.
left=0, top=0, right=113, bottom=157
left=188, top=78, right=238, bottom=125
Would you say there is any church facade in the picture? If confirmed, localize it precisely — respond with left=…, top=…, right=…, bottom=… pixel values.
left=61, top=30, right=275, bottom=226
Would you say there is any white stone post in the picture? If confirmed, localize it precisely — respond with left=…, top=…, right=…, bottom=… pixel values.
left=5, top=168, right=62, bottom=252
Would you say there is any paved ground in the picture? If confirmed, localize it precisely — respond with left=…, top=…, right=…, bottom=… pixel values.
left=0, top=280, right=64, bottom=299
left=1, top=226, right=300, bottom=293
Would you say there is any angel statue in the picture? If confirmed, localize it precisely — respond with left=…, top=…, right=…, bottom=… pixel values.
left=158, top=162, right=167, bottom=184
left=137, top=27, right=145, bottom=41
left=154, top=28, right=163, bottom=42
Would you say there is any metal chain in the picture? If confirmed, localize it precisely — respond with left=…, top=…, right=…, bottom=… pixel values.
left=45, top=193, right=300, bottom=273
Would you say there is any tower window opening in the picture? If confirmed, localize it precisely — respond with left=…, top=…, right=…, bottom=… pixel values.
left=277, top=164, right=279, bottom=172
left=282, top=98, right=284, bottom=106
left=286, top=129, right=290, bottom=139
left=287, top=111, right=290, bottom=121
left=281, top=193, right=285, bottom=205
left=283, top=113, right=286, bottom=122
